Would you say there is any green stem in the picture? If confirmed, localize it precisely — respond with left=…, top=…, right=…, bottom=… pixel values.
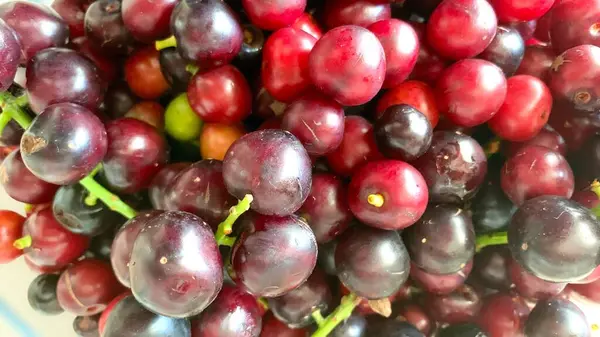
left=476, top=231, right=508, bottom=252
left=185, top=64, right=199, bottom=75
left=84, top=194, right=98, bottom=207
left=0, top=92, right=32, bottom=129
left=13, top=235, right=32, bottom=250
left=484, top=136, right=502, bottom=158
left=13, top=94, right=28, bottom=107
left=257, top=298, right=269, bottom=311
left=311, top=310, right=326, bottom=327
left=588, top=181, right=600, bottom=217
left=0, top=112, right=11, bottom=135
left=311, top=294, right=362, bottom=337
left=79, top=176, right=137, bottom=219
left=215, top=194, right=253, bottom=246
left=155, top=35, right=177, bottom=51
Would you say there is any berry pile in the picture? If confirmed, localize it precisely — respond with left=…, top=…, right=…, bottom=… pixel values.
left=0, top=0, right=599, bottom=336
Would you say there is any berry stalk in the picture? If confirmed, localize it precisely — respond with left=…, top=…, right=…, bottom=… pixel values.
left=155, top=35, right=177, bottom=51
left=589, top=180, right=600, bottom=217
left=311, top=293, right=362, bottom=337
left=476, top=231, right=508, bottom=252
left=215, top=194, right=253, bottom=246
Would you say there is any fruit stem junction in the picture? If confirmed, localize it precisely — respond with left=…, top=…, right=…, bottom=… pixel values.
left=475, top=231, right=508, bottom=252
left=311, top=310, right=326, bottom=326
left=367, top=193, right=384, bottom=207
left=155, top=35, right=177, bottom=51
left=589, top=180, right=600, bottom=217
left=79, top=173, right=137, bottom=220
left=215, top=194, right=253, bottom=246
left=0, top=111, right=12, bottom=135
left=311, top=293, right=362, bottom=337
left=0, top=92, right=33, bottom=129
left=13, top=235, right=32, bottom=250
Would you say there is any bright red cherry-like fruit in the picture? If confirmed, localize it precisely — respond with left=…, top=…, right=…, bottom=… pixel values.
left=375, top=80, right=440, bottom=128
left=0, top=19, right=20, bottom=91
left=191, top=285, right=262, bottom=337
left=309, top=25, right=386, bottom=106
left=129, top=211, right=223, bottom=318
left=51, top=0, right=93, bottom=39
left=20, top=103, right=108, bottom=185
left=0, top=0, right=69, bottom=62
left=242, top=0, right=306, bottom=31
left=298, top=173, right=353, bottom=244
left=501, top=145, right=574, bottom=205
left=0, top=210, right=26, bottom=264
left=231, top=213, right=318, bottom=297
left=171, top=0, right=242, bottom=68
left=326, top=116, right=383, bottom=177
left=262, top=28, right=317, bottom=103
left=549, top=0, right=600, bottom=54
left=223, top=129, right=312, bottom=216
left=124, top=46, right=170, bottom=100
left=22, top=208, right=89, bottom=270
left=56, top=259, right=124, bottom=316
left=426, top=0, right=498, bottom=60
left=323, top=0, right=391, bottom=29
left=84, top=0, right=135, bottom=55
left=281, top=92, right=345, bottom=156
left=368, top=19, right=420, bottom=89
left=121, top=0, right=177, bottom=42
left=291, top=12, right=322, bottom=40
left=348, top=160, right=428, bottom=231
left=547, top=44, right=600, bottom=114
left=435, top=59, right=507, bottom=127
left=490, top=0, right=555, bottom=22
left=477, top=292, right=530, bottom=337
left=188, top=65, right=252, bottom=124
left=1, top=150, right=59, bottom=204
left=489, top=75, right=553, bottom=141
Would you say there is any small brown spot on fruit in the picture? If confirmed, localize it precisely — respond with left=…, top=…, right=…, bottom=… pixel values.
left=21, top=135, right=47, bottom=154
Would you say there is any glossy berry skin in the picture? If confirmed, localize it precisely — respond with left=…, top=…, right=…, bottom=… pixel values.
left=27, top=273, right=63, bottom=315
left=129, top=211, right=223, bottom=318
left=479, top=26, right=525, bottom=76
left=125, top=47, right=170, bottom=100
left=374, top=104, right=433, bottom=162
left=0, top=19, right=20, bottom=91
left=102, top=118, right=168, bottom=194
left=121, top=0, right=176, bottom=42
left=410, top=261, right=473, bottom=295
left=103, top=82, right=137, bottom=120
left=188, top=65, right=252, bottom=124
left=70, top=36, right=118, bottom=83
left=281, top=92, right=345, bottom=156
left=242, top=0, right=306, bottom=31
left=331, top=314, right=367, bottom=337
left=549, top=0, right=600, bottom=54
left=298, top=173, right=353, bottom=244
left=149, top=163, right=190, bottom=210
left=435, top=59, right=507, bottom=127
left=292, top=13, right=322, bottom=40
left=516, top=45, right=555, bottom=80
left=375, top=80, right=440, bottom=128
left=231, top=213, right=317, bottom=297
left=103, top=295, right=191, bottom=337
left=159, top=48, right=191, bottom=92
left=260, top=313, right=308, bottom=337
left=490, top=75, right=553, bottom=141
left=424, top=285, right=482, bottom=325
left=110, top=211, right=162, bottom=288
left=348, top=160, right=428, bottom=231
left=492, top=0, right=554, bottom=22
left=51, top=0, right=92, bottom=38
left=471, top=179, right=516, bottom=234
left=438, top=323, right=487, bottom=337
left=171, top=0, right=242, bottom=68
left=262, top=28, right=317, bottom=103
left=524, top=298, right=590, bottom=337
left=326, top=116, right=383, bottom=177
left=20, top=103, right=108, bottom=185
left=164, top=160, right=237, bottom=231
left=191, top=285, right=262, bottom=337
left=335, top=225, right=410, bottom=299
left=477, top=293, right=529, bottom=337
left=369, top=19, right=419, bottom=88
left=56, top=259, right=123, bottom=316
left=22, top=208, right=89, bottom=270
left=73, top=315, right=100, bottom=337
left=471, top=245, right=512, bottom=291
left=52, top=184, right=124, bottom=236
left=365, top=317, right=424, bottom=336
left=323, top=0, right=391, bottom=29
left=501, top=146, right=574, bottom=205
left=0, top=1, right=69, bottom=62
left=508, top=258, right=566, bottom=300
left=234, top=24, right=265, bottom=71
left=26, top=48, right=104, bottom=114
left=410, top=22, right=450, bottom=85
left=0, top=150, right=59, bottom=204
left=98, top=291, right=130, bottom=336
left=505, top=125, right=567, bottom=158
left=509, top=196, right=600, bottom=283
left=0, top=119, right=23, bottom=147
left=223, top=130, right=312, bottom=216
left=309, top=25, right=386, bottom=106
left=199, top=123, right=245, bottom=161
left=268, top=268, right=333, bottom=328
left=84, top=0, right=134, bottom=55
left=426, top=0, right=497, bottom=60
left=413, top=131, right=487, bottom=204
left=0, top=210, right=26, bottom=263
left=125, top=101, right=165, bottom=130
left=404, top=204, right=475, bottom=275
left=548, top=45, right=600, bottom=114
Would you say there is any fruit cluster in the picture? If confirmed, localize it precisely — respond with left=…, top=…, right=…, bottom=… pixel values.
left=0, top=0, right=599, bottom=336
